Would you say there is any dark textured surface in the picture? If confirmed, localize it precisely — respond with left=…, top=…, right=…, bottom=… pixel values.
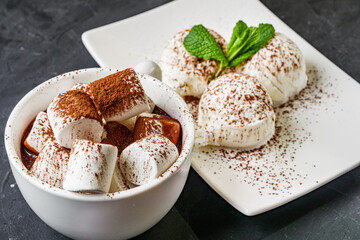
left=1, top=0, right=359, bottom=239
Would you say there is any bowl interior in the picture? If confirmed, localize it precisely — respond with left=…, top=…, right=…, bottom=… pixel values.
left=5, top=67, right=194, bottom=201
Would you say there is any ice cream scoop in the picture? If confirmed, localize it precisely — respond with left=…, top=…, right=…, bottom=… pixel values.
left=197, top=72, right=275, bottom=150
left=160, top=28, right=226, bottom=97
left=239, top=33, right=307, bottom=106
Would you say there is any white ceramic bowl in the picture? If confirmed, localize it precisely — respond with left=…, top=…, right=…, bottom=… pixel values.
left=4, top=68, right=194, bottom=240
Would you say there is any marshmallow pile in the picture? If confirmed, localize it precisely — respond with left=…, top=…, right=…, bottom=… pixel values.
left=25, top=68, right=181, bottom=194
left=161, top=26, right=307, bottom=150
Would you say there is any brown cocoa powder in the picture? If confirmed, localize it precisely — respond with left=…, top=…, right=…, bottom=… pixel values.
left=89, top=68, right=146, bottom=119
left=186, top=66, right=339, bottom=196
left=52, top=90, right=101, bottom=123
left=102, top=122, right=134, bottom=155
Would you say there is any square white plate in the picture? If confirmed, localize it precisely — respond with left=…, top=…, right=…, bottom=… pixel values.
left=82, top=0, right=360, bottom=216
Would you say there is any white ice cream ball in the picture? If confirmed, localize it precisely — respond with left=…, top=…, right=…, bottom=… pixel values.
left=238, top=33, right=307, bottom=106
left=160, top=28, right=226, bottom=97
left=197, top=72, right=275, bottom=150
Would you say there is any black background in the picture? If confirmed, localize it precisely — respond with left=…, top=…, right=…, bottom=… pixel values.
left=1, top=0, right=359, bottom=239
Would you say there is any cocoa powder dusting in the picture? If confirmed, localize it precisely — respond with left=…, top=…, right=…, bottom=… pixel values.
left=52, top=90, right=101, bottom=122
left=89, top=68, right=145, bottom=118
left=133, top=114, right=181, bottom=146
left=102, top=122, right=134, bottom=155
left=187, top=65, right=340, bottom=196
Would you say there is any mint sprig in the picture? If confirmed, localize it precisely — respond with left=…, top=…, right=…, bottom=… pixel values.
left=183, top=25, right=228, bottom=66
left=227, top=23, right=275, bottom=67
left=183, top=21, right=275, bottom=78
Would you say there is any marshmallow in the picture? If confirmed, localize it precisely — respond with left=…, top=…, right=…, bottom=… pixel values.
left=160, top=28, right=226, bottom=97
left=145, top=95, right=155, bottom=113
left=71, top=83, right=92, bottom=94
left=108, top=159, right=135, bottom=193
left=71, top=83, right=106, bottom=125
left=102, top=122, right=134, bottom=154
left=198, top=73, right=275, bottom=150
left=63, top=139, right=118, bottom=193
left=133, top=113, right=181, bottom=145
left=119, top=96, right=154, bottom=131
left=47, top=89, right=104, bottom=149
left=239, top=33, right=307, bottom=106
left=30, top=141, right=70, bottom=188
left=24, top=111, right=55, bottom=154
left=120, top=116, right=137, bottom=132
left=120, top=134, right=179, bottom=185
left=89, top=68, right=150, bottom=122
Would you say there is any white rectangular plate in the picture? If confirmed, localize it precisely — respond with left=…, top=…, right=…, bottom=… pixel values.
left=82, top=0, right=360, bottom=215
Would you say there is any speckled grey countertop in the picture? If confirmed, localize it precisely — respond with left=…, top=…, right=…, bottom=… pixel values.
left=1, top=0, right=359, bottom=239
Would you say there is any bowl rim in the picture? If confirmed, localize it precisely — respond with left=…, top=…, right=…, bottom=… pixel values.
left=4, top=67, right=195, bottom=201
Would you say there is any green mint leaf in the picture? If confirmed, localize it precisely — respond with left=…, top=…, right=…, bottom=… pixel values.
left=183, top=24, right=228, bottom=65
left=227, top=21, right=248, bottom=53
left=226, top=28, right=250, bottom=60
left=228, top=49, right=258, bottom=67
left=183, top=21, right=275, bottom=78
left=226, top=27, right=260, bottom=62
left=239, top=27, right=260, bottom=53
left=250, top=24, right=275, bottom=50
left=228, top=23, right=275, bottom=67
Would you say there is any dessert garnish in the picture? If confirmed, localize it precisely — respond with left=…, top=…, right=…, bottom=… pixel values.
left=182, top=25, right=228, bottom=70
left=160, top=28, right=226, bottom=97
left=183, top=20, right=275, bottom=78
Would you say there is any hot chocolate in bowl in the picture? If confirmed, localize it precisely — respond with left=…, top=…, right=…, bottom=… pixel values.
left=4, top=67, right=194, bottom=240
